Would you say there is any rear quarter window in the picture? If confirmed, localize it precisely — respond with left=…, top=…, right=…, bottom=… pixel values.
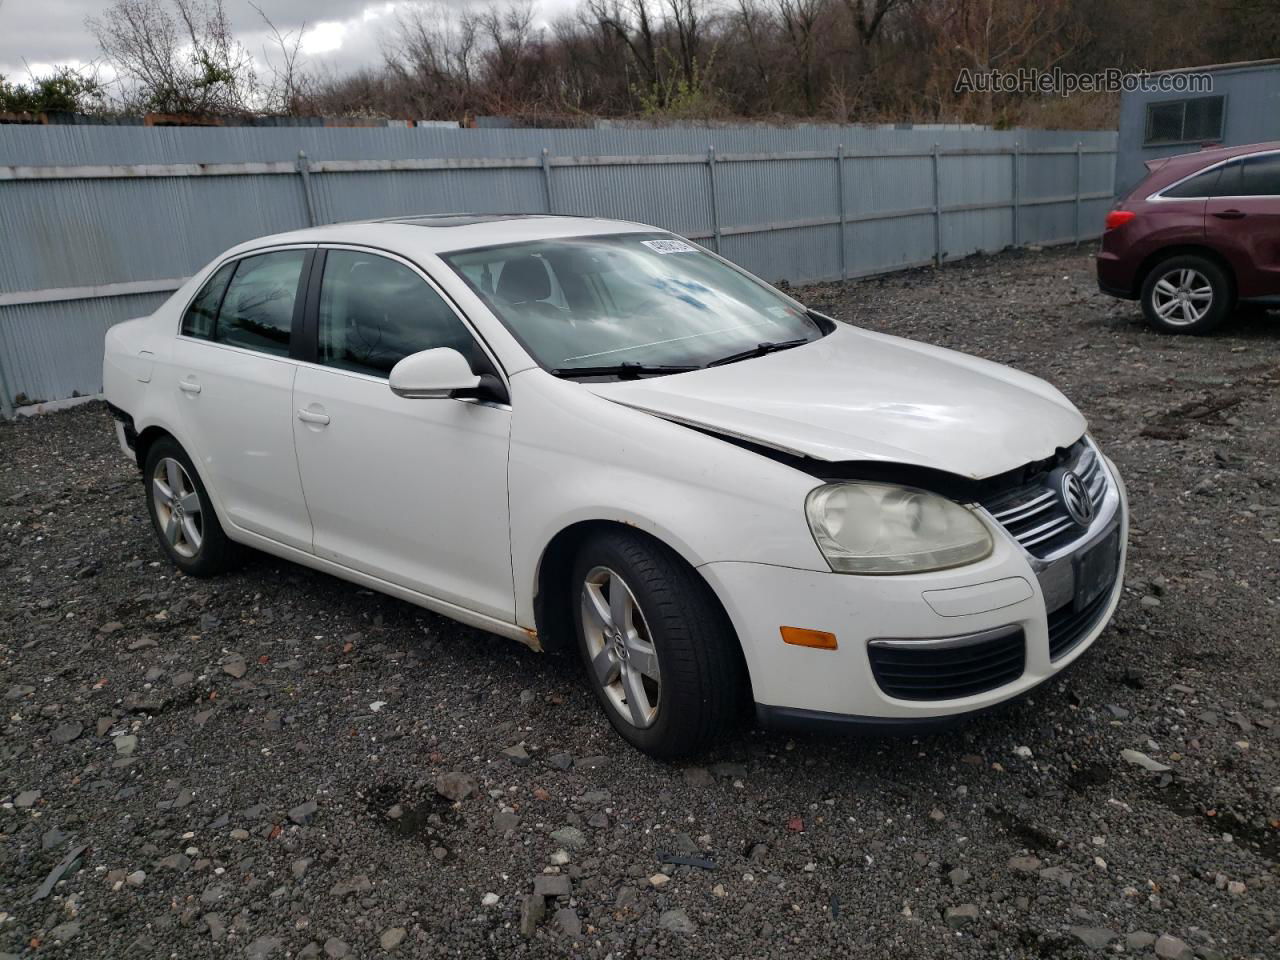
left=1161, top=166, right=1224, bottom=199
left=181, top=262, right=235, bottom=339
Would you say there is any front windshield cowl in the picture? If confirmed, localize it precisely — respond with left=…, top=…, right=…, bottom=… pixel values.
left=443, top=232, right=826, bottom=378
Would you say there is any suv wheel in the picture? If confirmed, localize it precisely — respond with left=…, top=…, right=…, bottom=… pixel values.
left=571, top=529, right=745, bottom=757
left=1140, top=255, right=1232, bottom=334
left=143, top=437, right=241, bottom=576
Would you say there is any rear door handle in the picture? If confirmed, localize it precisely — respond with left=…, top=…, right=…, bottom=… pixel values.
left=297, top=409, right=331, bottom=426
left=1213, top=209, right=1246, bottom=219
left=178, top=378, right=202, bottom=395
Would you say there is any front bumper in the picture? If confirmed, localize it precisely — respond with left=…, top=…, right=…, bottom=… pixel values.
left=702, top=457, right=1128, bottom=729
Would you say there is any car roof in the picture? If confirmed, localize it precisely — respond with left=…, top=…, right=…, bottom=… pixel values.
left=1160, top=140, right=1280, bottom=170
left=226, top=214, right=658, bottom=259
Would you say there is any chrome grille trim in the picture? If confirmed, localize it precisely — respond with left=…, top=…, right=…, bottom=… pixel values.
left=990, top=490, right=1056, bottom=524
left=1019, top=515, right=1077, bottom=548
left=978, top=437, right=1115, bottom=560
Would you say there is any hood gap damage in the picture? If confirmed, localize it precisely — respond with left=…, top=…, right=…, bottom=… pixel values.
left=643, top=412, right=1080, bottom=504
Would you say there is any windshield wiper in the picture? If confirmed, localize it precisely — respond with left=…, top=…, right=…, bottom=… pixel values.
left=706, top=337, right=810, bottom=367
left=551, top=362, right=700, bottom=380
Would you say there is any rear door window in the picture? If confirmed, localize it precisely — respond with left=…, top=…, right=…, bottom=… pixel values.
left=215, top=251, right=307, bottom=356
left=181, top=250, right=307, bottom=357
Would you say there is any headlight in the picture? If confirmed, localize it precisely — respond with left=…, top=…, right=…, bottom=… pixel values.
left=805, top=482, right=993, bottom=574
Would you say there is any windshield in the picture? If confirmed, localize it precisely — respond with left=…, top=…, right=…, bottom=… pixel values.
left=442, top=233, right=824, bottom=374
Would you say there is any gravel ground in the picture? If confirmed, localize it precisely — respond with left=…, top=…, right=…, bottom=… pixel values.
left=2, top=246, right=1278, bottom=960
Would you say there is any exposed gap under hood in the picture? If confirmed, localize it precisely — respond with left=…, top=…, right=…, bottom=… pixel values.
left=631, top=406, right=1078, bottom=503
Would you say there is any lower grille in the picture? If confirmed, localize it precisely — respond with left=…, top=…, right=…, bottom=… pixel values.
left=868, top=627, right=1026, bottom=701
left=1047, top=578, right=1115, bottom=661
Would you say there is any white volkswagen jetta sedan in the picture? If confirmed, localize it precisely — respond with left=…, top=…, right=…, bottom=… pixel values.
left=104, top=214, right=1127, bottom=757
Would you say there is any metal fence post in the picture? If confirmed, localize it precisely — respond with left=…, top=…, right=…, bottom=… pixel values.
left=1011, top=141, right=1020, bottom=248
left=836, top=144, right=847, bottom=281
left=0, top=353, right=15, bottom=418
left=932, top=143, right=942, bottom=267
left=541, top=148, right=555, bottom=213
left=296, top=151, right=318, bottom=226
left=707, top=146, right=722, bottom=253
left=1074, top=140, right=1083, bottom=246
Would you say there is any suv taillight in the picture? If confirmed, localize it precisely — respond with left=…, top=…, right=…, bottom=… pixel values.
left=1104, top=210, right=1136, bottom=231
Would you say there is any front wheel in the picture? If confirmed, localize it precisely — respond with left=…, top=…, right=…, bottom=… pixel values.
left=1140, top=255, right=1232, bottom=334
left=143, top=437, right=241, bottom=577
left=571, top=529, right=745, bottom=758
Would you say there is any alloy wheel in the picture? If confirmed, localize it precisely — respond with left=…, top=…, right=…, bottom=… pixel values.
left=580, top=566, right=662, bottom=729
left=1151, top=267, right=1214, bottom=326
left=152, top=457, right=204, bottom=559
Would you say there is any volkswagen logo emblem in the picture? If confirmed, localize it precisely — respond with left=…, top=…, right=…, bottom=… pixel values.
left=1060, top=471, right=1094, bottom=526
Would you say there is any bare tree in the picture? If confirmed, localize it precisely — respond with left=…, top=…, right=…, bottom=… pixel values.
left=591, top=0, right=664, bottom=102
left=842, top=0, right=909, bottom=45
left=478, top=3, right=540, bottom=110
left=75, top=0, right=1271, bottom=131
left=383, top=2, right=483, bottom=117
left=251, top=2, right=307, bottom=115
left=919, top=0, right=1081, bottom=124
left=88, top=0, right=256, bottom=114
left=774, top=0, right=825, bottom=113
left=663, top=0, right=703, bottom=88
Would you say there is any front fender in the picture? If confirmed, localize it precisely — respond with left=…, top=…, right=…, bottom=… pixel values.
left=507, top=371, right=827, bottom=629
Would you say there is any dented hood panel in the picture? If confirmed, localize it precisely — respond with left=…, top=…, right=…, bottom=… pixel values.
left=586, top=324, right=1086, bottom=480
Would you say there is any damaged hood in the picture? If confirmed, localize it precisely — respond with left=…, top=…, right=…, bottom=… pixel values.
left=586, top=324, right=1086, bottom=480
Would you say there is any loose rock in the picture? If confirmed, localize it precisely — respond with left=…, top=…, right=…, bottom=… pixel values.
left=379, top=927, right=406, bottom=952
left=550, top=826, right=588, bottom=850
left=51, top=721, right=83, bottom=744
left=288, top=799, right=319, bottom=825
left=1121, top=748, right=1171, bottom=772
left=435, top=772, right=478, bottom=802
left=519, top=894, right=546, bottom=936
left=1068, top=927, right=1116, bottom=950
left=944, top=904, right=979, bottom=928
left=659, top=908, right=697, bottom=934
left=1154, top=934, right=1193, bottom=960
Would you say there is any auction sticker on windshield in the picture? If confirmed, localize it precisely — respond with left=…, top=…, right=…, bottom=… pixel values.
left=642, top=239, right=696, bottom=254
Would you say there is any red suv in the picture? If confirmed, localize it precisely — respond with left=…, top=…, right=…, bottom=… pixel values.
left=1097, top=141, right=1280, bottom=334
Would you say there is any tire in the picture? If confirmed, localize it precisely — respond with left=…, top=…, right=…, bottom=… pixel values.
left=1140, top=254, right=1233, bottom=334
left=570, top=529, right=745, bottom=758
left=143, top=437, right=241, bottom=577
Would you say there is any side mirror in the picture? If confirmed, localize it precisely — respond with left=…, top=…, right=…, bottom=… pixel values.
left=389, top=348, right=480, bottom=399
left=388, top=348, right=508, bottom=404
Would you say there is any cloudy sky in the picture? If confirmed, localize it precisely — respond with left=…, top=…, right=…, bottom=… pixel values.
left=0, top=0, right=578, bottom=85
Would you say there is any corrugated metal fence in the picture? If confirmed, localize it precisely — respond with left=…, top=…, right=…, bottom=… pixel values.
left=0, top=124, right=1117, bottom=415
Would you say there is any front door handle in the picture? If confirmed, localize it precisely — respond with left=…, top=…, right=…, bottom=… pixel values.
left=1213, top=209, right=1246, bottom=220
left=297, top=409, right=331, bottom=426
left=178, top=378, right=202, bottom=395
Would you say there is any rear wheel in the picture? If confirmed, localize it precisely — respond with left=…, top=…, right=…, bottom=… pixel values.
left=143, top=437, right=241, bottom=577
left=1140, top=254, right=1232, bottom=334
left=571, top=529, right=744, bottom=758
